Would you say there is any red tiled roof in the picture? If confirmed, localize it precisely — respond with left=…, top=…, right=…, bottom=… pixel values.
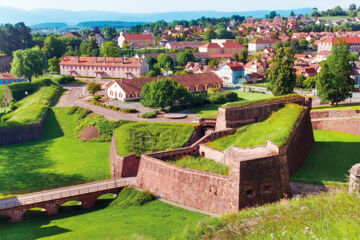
left=203, top=43, right=221, bottom=48
left=60, top=56, right=143, bottom=67
left=226, top=63, right=244, bottom=71
left=122, top=34, right=155, bottom=40
left=0, top=72, right=17, bottom=79
left=250, top=39, right=279, bottom=44
left=222, top=42, right=246, bottom=49
left=109, top=72, right=222, bottom=94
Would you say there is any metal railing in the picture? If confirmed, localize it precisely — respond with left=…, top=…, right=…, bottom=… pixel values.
left=0, top=177, right=136, bottom=210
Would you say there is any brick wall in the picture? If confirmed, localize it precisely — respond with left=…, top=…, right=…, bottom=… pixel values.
left=199, top=144, right=226, bottom=165
left=312, top=119, right=360, bottom=136
left=0, top=111, right=48, bottom=146
left=110, top=135, right=140, bottom=178
left=311, top=110, right=360, bottom=119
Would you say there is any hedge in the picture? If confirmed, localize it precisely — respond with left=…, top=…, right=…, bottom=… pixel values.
left=223, top=93, right=302, bottom=108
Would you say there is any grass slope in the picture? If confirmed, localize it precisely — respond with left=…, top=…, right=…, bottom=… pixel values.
left=312, top=102, right=360, bottom=112
left=183, top=190, right=360, bottom=240
left=0, top=85, right=5, bottom=108
left=0, top=189, right=205, bottom=240
left=0, top=107, right=110, bottom=196
left=114, top=122, right=195, bottom=156
left=207, top=103, right=304, bottom=150
left=292, top=130, right=360, bottom=183
left=169, top=155, right=229, bottom=175
left=188, top=91, right=272, bottom=118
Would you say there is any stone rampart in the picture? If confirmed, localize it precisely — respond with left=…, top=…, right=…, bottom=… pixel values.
left=0, top=110, right=48, bottom=146
left=312, top=119, right=360, bottom=136
left=311, top=109, right=360, bottom=119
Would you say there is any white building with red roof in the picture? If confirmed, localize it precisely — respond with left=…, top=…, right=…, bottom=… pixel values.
left=215, top=62, right=246, bottom=84
left=60, top=55, right=149, bottom=79
left=118, top=32, right=156, bottom=49
left=248, top=39, right=279, bottom=51
left=199, top=40, right=246, bottom=58
left=318, top=36, right=360, bottom=55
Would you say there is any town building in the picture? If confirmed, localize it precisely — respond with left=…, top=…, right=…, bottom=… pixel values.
left=106, top=72, right=223, bottom=101
left=60, top=55, right=149, bottom=79
left=61, top=32, right=85, bottom=39
left=248, top=39, right=279, bottom=51
left=0, top=56, right=11, bottom=73
left=165, top=41, right=204, bottom=50
left=215, top=63, right=245, bottom=84
left=244, top=60, right=266, bottom=76
left=318, top=37, right=360, bottom=54
left=199, top=40, right=246, bottom=58
left=118, top=32, right=156, bottom=49
left=0, top=73, right=27, bottom=85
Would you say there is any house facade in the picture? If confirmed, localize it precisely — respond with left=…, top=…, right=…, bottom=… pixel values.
left=215, top=63, right=245, bottom=84
left=165, top=41, right=204, bottom=50
left=106, top=72, right=223, bottom=101
left=118, top=32, right=156, bottom=48
left=199, top=41, right=246, bottom=57
left=318, top=37, right=360, bottom=54
left=60, top=55, right=149, bottom=79
left=0, top=73, right=27, bottom=85
left=248, top=39, right=279, bottom=51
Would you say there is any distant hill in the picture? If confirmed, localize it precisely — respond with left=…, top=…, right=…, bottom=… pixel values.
left=0, top=5, right=312, bottom=25
left=77, top=21, right=148, bottom=29
left=31, top=22, right=68, bottom=30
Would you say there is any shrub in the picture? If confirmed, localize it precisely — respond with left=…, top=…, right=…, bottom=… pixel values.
left=141, top=110, right=159, bottom=118
left=93, top=94, right=101, bottom=102
left=110, top=188, right=155, bottom=209
left=88, top=100, right=138, bottom=114
left=56, top=75, right=75, bottom=84
left=68, top=106, right=79, bottom=115
left=188, top=93, right=208, bottom=107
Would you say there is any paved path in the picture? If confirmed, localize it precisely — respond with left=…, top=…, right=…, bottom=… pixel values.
left=0, top=178, right=136, bottom=210
left=57, top=85, right=199, bottom=124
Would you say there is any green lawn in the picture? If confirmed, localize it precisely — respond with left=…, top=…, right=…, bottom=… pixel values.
left=184, top=190, right=360, bottom=240
left=207, top=103, right=304, bottom=150
left=291, top=130, right=360, bottom=184
left=318, top=15, right=349, bottom=21
left=114, top=122, right=195, bottom=157
left=0, top=107, right=111, bottom=196
left=168, top=155, right=229, bottom=175
left=188, top=91, right=272, bottom=118
left=0, top=189, right=206, bottom=240
left=312, top=102, right=360, bottom=112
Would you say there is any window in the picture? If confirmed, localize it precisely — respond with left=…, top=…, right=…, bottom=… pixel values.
left=263, top=186, right=271, bottom=195
left=246, top=189, right=255, bottom=198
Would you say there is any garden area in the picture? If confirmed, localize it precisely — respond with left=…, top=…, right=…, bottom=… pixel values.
left=0, top=107, right=111, bottom=196
left=0, top=188, right=206, bottom=240
left=168, top=155, right=229, bottom=175
left=114, top=122, right=195, bottom=156
left=206, top=103, right=304, bottom=150
left=187, top=90, right=272, bottom=118
left=291, top=130, right=360, bottom=184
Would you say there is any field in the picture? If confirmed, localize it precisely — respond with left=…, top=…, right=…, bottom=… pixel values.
left=312, top=102, right=360, bottom=112
left=207, top=104, right=304, bottom=150
left=114, top=122, right=195, bottom=156
left=188, top=91, right=272, bottom=118
left=0, top=188, right=206, bottom=240
left=168, top=155, right=229, bottom=175
left=183, top=189, right=360, bottom=240
left=291, top=130, right=360, bottom=184
left=318, top=15, right=350, bottom=21
left=0, top=107, right=111, bottom=196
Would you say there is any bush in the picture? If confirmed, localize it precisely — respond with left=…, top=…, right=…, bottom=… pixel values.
left=188, top=93, right=208, bottom=107
left=141, top=110, right=159, bottom=118
left=89, top=100, right=138, bottom=114
left=57, top=75, right=75, bottom=84
left=68, top=106, right=79, bottom=115
left=223, top=91, right=239, bottom=102
left=93, top=95, right=101, bottom=101
left=110, top=188, right=155, bottom=209
left=208, top=92, right=228, bottom=104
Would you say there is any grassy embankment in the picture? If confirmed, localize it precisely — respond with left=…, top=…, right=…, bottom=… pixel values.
left=168, top=155, right=229, bottom=175
left=182, top=189, right=360, bottom=240
left=114, top=122, right=195, bottom=157
left=0, top=188, right=206, bottom=240
left=207, top=103, right=304, bottom=150
left=292, top=129, right=360, bottom=184
left=0, top=107, right=111, bottom=196
left=312, top=102, right=360, bottom=112
left=188, top=91, right=272, bottom=118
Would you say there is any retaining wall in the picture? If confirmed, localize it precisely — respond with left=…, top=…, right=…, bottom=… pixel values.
left=312, top=119, right=360, bottom=136
left=0, top=111, right=48, bottom=146
left=311, top=109, right=360, bottom=119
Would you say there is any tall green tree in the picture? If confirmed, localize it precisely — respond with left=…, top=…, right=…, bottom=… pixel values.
left=102, top=26, right=118, bottom=41
left=141, top=78, right=189, bottom=110
left=204, top=28, right=216, bottom=42
left=239, top=49, right=248, bottom=63
left=86, top=82, right=102, bottom=95
left=317, top=41, right=354, bottom=105
left=157, top=54, right=174, bottom=70
left=267, top=47, right=296, bottom=96
left=11, top=47, right=46, bottom=82
left=0, top=22, right=33, bottom=55
left=42, top=35, right=66, bottom=59
left=48, top=56, right=61, bottom=73
left=176, top=50, right=195, bottom=66
left=86, top=38, right=100, bottom=57
left=100, top=41, right=121, bottom=57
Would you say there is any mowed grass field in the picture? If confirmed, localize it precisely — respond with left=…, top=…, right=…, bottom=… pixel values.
left=0, top=107, right=111, bottom=196
left=188, top=91, right=272, bottom=118
left=292, top=130, right=360, bottom=183
left=0, top=189, right=206, bottom=240
left=207, top=104, right=304, bottom=150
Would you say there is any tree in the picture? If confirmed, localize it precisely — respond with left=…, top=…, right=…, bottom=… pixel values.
left=239, top=49, right=248, bottom=63
left=290, top=11, right=295, bottom=17
left=0, top=22, right=33, bottom=55
left=232, top=53, right=240, bottom=61
left=274, top=41, right=283, bottom=50
left=217, top=28, right=234, bottom=39
left=86, top=38, right=99, bottom=57
left=100, top=41, right=121, bottom=57
left=208, top=58, right=220, bottom=68
left=79, top=40, right=89, bottom=55
left=295, top=74, right=305, bottom=88
left=176, top=49, right=195, bottom=66
left=267, top=47, right=296, bottom=96
left=48, top=57, right=61, bottom=73
left=349, top=3, right=357, bottom=11
left=86, top=82, right=102, bottom=95
left=269, top=11, right=277, bottom=19
left=141, top=78, right=189, bottom=110
left=42, top=35, right=66, bottom=59
left=204, top=28, right=216, bottom=42
left=157, top=53, right=174, bottom=70
left=11, top=47, right=46, bottom=82
left=310, top=8, right=320, bottom=17
left=303, top=76, right=317, bottom=89
left=102, top=26, right=118, bottom=41
left=316, top=41, right=354, bottom=105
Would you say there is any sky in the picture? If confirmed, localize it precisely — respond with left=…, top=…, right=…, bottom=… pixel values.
left=0, top=0, right=357, bottom=13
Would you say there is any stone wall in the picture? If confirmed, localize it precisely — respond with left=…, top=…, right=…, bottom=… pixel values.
left=199, top=144, right=226, bottom=165
left=312, top=119, right=360, bottom=136
left=0, top=111, right=48, bottom=146
left=311, top=109, right=360, bottom=119
left=110, top=135, right=140, bottom=178
left=216, top=96, right=306, bottom=131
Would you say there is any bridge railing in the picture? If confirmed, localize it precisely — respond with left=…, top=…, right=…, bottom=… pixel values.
left=0, top=177, right=136, bottom=210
